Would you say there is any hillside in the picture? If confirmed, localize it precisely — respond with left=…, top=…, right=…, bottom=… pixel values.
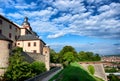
left=49, top=62, right=104, bottom=81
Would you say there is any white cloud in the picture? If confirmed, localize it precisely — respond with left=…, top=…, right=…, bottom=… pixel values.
left=7, top=13, right=24, bottom=19
left=31, top=20, right=58, bottom=33
left=15, top=2, right=37, bottom=9
left=0, top=0, right=15, bottom=8
left=49, top=42, right=119, bottom=54
left=47, top=32, right=66, bottom=38
left=0, top=8, right=4, bottom=15
left=53, top=0, right=86, bottom=13
left=98, top=5, right=110, bottom=12
left=47, top=1, right=120, bottom=39
left=20, top=7, right=57, bottom=21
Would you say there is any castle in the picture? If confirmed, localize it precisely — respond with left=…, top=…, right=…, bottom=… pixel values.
left=0, top=15, right=50, bottom=76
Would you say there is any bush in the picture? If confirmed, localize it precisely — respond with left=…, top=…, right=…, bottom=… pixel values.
left=30, top=61, right=46, bottom=75
left=108, top=74, right=120, bottom=81
left=88, top=65, right=95, bottom=75
left=4, top=49, right=34, bottom=81
left=105, top=68, right=117, bottom=73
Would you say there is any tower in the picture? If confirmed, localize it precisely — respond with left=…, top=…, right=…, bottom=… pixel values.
left=0, top=34, right=12, bottom=76
left=43, top=46, right=50, bottom=70
left=22, top=17, right=32, bottom=30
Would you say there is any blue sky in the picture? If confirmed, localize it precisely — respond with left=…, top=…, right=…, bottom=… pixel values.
left=0, top=0, right=120, bottom=55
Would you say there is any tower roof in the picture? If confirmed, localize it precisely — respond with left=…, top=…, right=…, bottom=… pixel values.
left=22, top=17, right=30, bottom=26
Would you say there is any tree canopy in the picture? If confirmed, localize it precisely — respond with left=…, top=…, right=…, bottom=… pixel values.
left=50, top=46, right=101, bottom=64
left=59, top=46, right=78, bottom=63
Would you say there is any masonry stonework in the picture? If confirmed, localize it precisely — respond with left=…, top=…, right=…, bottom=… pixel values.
left=0, top=40, right=10, bottom=76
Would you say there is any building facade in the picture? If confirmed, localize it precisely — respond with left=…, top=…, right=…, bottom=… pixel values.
left=0, top=15, right=50, bottom=76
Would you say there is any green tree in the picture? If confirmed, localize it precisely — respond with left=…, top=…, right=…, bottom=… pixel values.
left=94, top=54, right=101, bottom=61
left=59, top=46, right=77, bottom=63
left=78, top=51, right=87, bottom=61
left=108, top=74, right=120, bottom=81
left=78, top=51, right=101, bottom=61
left=50, top=49, right=59, bottom=63
left=88, top=65, right=95, bottom=75
left=62, top=52, right=76, bottom=67
left=4, top=47, right=34, bottom=81
left=30, top=61, right=46, bottom=75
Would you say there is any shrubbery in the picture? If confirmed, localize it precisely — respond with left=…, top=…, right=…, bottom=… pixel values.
left=4, top=47, right=46, bottom=81
left=31, top=61, right=46, bottom=75
left=88, top=65, right=95, bottom=75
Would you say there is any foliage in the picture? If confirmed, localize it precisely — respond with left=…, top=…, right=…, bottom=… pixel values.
left=59, top=46, right=78, bottom=63
left=108, top=74, right=120, bottom=81
left=62, top=52, right=76, bottom=67
left=49, top=62, right=104, bottom=81
left=30, top=61, right=46, bottom=75
left=4, top=47, right=46, bottom=81
left=78, top=51, right=101, bottom=61
left=4, top=47, right=35, bottom=81
left=88, top=65, right=95, bottom=75
left=50, top=46, right=101, bottom=65
left=11, top=47, right=23, bottom=54
left=50, top=49, right=59, bottom=63
left=105, top=68, right=117, bottom=73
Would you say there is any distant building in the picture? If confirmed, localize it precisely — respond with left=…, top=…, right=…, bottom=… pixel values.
left=102, top=56, right=120, bottom=63
left=101, top=56, right=120, bottom=68
left=0, top=15, right=50, bottom=76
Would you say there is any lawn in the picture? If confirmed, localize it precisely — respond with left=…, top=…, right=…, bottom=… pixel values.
left=49, top=62, right=104, bottom=81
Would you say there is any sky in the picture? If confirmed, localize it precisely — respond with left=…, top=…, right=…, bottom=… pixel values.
left=0, top=0, right=120, bottom=55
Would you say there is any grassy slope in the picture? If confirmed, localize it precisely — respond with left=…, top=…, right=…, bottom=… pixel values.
left=49, top=62, right=104, bottom=81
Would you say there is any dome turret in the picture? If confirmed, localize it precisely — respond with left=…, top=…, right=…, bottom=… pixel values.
left=22, top=17, right=30, bottom=26
left=22, top=17, right=32, bottom=30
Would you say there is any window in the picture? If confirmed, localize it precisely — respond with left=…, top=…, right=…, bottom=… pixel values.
left=8, top=44, right=11, bottom=49
left=15, top=35, right=17, bottom=40
left=9, top=33, right=11, bottom=38
left=34, top=42, right=36, bottom=46
left=0, top=29, right=2, bottom=34
left=15, top=28, right=17, bottom=32
left=33, top=50, right=36, bottom=53
left=9, top=25, right=12, bottom=29
left=28, top=42, right=31, bottom=47
left=45, top=51, right=47, bottom=53
left=18, top=43, right=20, bottom=45
left=0, top=19, right=2, bottom=24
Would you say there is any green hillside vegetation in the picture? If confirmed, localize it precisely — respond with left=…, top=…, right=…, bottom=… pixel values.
left=49, top=62, right=104, bottom=81
left=50, top=46, right=101, bottom=67
left=88, top=65, right=95, bottom=75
